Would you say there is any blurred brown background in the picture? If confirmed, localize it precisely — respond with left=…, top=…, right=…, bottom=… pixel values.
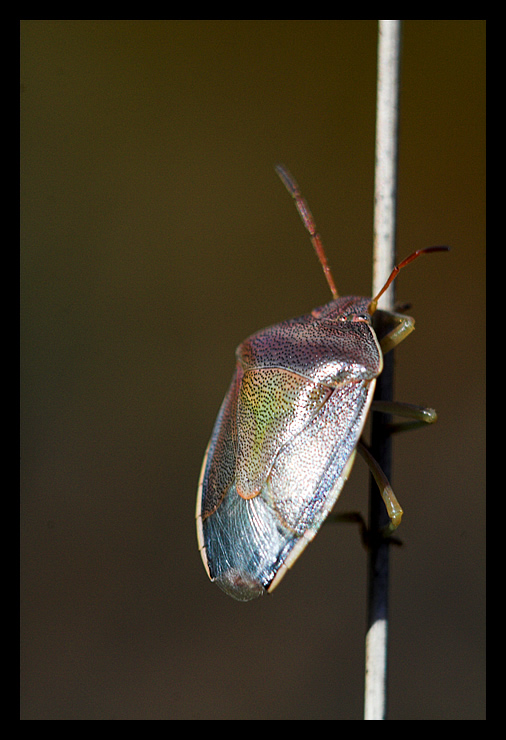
left=20, top=21, right=485, bottom=720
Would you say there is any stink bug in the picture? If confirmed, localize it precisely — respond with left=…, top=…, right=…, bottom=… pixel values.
left=196, top=165, right=448, bottom=601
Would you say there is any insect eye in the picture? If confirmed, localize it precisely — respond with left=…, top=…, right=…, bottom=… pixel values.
left=340, top=313, right=369, bottom=323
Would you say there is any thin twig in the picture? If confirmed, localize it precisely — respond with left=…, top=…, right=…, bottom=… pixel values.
left=364, top=19, right=402, bottom=721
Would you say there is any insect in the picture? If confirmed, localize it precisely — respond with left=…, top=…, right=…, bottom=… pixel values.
left=196, top=165, right=448, bottom=601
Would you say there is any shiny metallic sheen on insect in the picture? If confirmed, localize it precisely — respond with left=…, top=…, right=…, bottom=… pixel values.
left=196, top=165, right=448, bottom=601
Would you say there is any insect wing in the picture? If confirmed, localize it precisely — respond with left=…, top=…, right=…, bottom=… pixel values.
left=196, top=307, right=381, bottom=600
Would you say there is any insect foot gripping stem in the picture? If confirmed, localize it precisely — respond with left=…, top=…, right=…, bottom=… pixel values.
left=196, top=166, right=449, bottom=600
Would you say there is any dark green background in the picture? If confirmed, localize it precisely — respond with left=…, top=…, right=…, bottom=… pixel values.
left=21, top=20, right=485, bottom=720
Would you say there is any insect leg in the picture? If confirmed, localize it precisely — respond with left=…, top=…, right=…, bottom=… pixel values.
left=357, top=441, right=403, bottom=536
left=373, top=308, right=415, bottom=355
left=371, top=400, right=437, bottom=433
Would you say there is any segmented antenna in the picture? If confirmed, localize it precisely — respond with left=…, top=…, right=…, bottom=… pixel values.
left=275, top=165, right=449, bottom=311
left=368, top=246, right=450, bottom=314
left=275, top=164, right=339, bottom=300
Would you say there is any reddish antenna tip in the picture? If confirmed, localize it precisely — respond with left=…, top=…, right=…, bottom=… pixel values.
left=275, top=164, right=339, bottom=300
left=369, top=246, right=450, bottom=314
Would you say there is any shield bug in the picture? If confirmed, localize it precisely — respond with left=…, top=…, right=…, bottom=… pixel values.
left=196, top=165, right=448, bottom=601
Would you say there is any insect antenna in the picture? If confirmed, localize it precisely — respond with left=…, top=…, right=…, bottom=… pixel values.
left=368, top=246, right=450, bottom=314
left=275, top=164, right=339, bottom=300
